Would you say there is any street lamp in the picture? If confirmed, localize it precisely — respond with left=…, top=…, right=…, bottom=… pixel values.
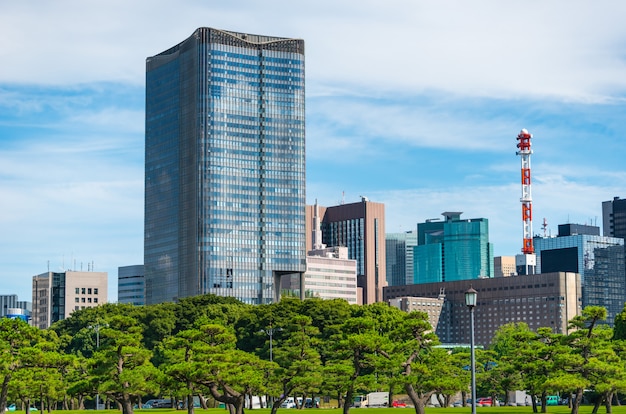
left=267, top=324, right=274, bottom=363
left=465, top=287, right=477, bottom=414
left=89, top=322, right=104, bottom=410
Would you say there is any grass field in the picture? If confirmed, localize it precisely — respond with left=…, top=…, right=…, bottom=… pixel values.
left=9, top=407, right=624, bottom=414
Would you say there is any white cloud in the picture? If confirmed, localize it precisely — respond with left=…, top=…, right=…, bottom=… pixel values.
left=1, top=1, right=626, bottom=102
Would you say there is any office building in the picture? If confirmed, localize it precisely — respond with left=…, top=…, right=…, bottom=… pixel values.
left=144, top=28, right=306, bottom=304
left=386, top=231, right=417, bottom=286
left=534, top=223, right=625, bottom=326
left=303, top=247, right=358, bottom=303
left=414, top=212, right=494, bottom=284
left=283, top=203, right=358, bottom=303
left=0, top=295, right=31, bottom=320
left=494, top=256, right=517, bottom=277
left=384, top=272, right=581, bottom=347
left=118, top=265, right=145, bottom=306
left=32, top=271, right=108, bottom=329
left=603, top=197, right=626, bottom=238
left=388, top=293, right=445, bottom=332
left=305, top=197, right=386, bottom=304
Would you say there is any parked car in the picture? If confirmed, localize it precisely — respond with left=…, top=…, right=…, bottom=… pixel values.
left=304, top=398, right=320, bottom=408
left=6, top=406, right=36, bottom=412
left=476, top=397, right=492, bottom=407
left=392, top=401, right=407, bottom=408
left=280, top=397, right=297, bottom=409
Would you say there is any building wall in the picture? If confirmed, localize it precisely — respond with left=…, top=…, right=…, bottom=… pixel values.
left=144, top=28, right=306, bottom=305
left=118, top=265, right=145, bottom=306
left=0, top=295, right=18, bottom=318
left=603, top=197, right=626, bottom=238
left=386, top=231, right=417, bottom=286
left=304, top=248, right=358, bottom=303
left=32, top=271, right=107, bottom=329
left=306, top=198, right=386, bottom=304
left=414, top=243, right=443, bottom=283
left=0, top=295, right=32, bottom=321
left=494, top=256, right=517, bottom=277
left=384, top=272, right=581, bottom=347
left=415, top=213, right=493, bottom=284
left=534, top=231, right=625, bottom=325
left=388, top=295, right=445, bottom=331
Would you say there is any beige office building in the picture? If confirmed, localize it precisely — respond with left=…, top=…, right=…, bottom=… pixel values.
left=304, top=247, right=358, bottom=304
left=384, top=272, right=581, bottom=347
left=389, top=293, right=445, bottom=331
left=494, top=256, right=517, bottom=277
left=32, top=271, right=108, bottom=329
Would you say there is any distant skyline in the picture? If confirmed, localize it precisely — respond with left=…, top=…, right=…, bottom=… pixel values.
left=2, top=1, right=626, bottom=302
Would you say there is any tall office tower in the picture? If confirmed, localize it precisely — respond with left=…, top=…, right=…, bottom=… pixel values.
left=305, top=197, right=386, bottom=304
left=144, top=28, right=306, bottom=305
left=414, top=212, right=494, bottom=284
left=386, top=231, right=417, bottom=286
left=118, top=265, right=145, bottom=306
left=32, top=271, right=108, bottom=329
left=534, top=223, right=625, bottom=326
left=603, top=197, right=626, bottom=238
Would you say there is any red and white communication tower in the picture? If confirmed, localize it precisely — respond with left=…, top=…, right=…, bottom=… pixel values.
left=515, top=128, right=536, bottom=275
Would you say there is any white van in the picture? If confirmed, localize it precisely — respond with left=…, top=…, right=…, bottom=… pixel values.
left=281, top=398, right=296, bottom=409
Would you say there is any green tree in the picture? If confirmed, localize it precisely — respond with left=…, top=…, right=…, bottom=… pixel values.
left=270, top=315, right=323, bottom=414
left=0, top=318, right=48, bottom=412
left=92, top=315, right=161, bottom=414
left=489, top=322, right=529, bottom=405
left=188, top=324, right=269, bottom=414
left=387, top=310, right=440, bottom=414
left=552, top=306, right=608, bottom=414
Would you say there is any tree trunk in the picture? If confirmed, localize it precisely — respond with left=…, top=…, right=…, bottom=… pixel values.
left=343, top=387, right=354, bottom=414
left=0, top=373, right=11, bottom=412
left=570, top=388, right=584, bottom=414
left=591, top=396, right=602, bottom=414
left=606, top=392, right=613, bottom=414
left=187, top=393, right=195, bottom=414
left=120, top=392, right=134, bottom=414
left=541, top=392, right=547, bottom=413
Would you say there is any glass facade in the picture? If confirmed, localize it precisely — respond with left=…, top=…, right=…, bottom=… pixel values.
left=145, top=28, right=306, bottom=305
left=385, top=231, right=417, bottom=286
left=323, top=218, right=365, bottom=275
left=414, top=213, right=493, bottom=284
left=535, top=233, right=625, bottom=325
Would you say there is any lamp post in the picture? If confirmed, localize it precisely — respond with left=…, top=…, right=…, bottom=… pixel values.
left=89, top=322, right=103, bottom=410
left=465, top=287, right=477, bottom=414
left=267, top=324, right=274, bottom=363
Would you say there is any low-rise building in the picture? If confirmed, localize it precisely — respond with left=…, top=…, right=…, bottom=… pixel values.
left=32, top=270, right=107, bottom=329
left=384, top=272, right=581, bottom=347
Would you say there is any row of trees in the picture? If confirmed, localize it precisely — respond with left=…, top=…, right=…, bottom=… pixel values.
left=2, top=295, right=626, bottom=414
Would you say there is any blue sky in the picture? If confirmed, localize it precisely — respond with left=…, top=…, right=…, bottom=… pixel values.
left=2, top=1, right=626, bottom=302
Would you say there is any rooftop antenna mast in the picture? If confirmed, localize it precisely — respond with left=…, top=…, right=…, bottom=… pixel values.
left=515, top=129, right=537, bottom=275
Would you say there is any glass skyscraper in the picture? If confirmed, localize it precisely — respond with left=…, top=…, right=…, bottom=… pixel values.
left=414, top=212, right=494, bottom=283
left=144, top=28, right=306, bottom=305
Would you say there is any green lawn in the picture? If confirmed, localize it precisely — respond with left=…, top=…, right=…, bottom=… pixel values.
left=11, top=407, right=623, bottom=414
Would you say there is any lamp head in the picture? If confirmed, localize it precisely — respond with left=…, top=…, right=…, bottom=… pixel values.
left=465, top=287, right=478, bottom=309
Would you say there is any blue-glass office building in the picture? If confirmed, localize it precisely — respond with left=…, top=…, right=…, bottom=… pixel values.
left=414, top=212, right=493, bottom=283
left=145, top=28, right=306, bottom=304
left=534, top=224, right=625, bottom=325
